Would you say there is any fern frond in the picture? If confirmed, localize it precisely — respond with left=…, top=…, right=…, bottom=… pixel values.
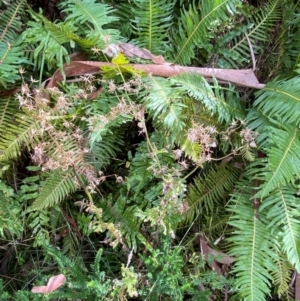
left=254, top=77, right=300, bottom=126
left=212, top=23, right=251, bottom=68
left=0, top=113, right=40, bottom=162
left=29, top=169, right=77, bottom=210
left=247, top=107, right=273, bottom=135
left=125, top=134, right=173, bottom=200
left=172, top=73, right=245, bottom=123
left=240, top=144, right=256, bottom=162
left=58, top=0, right=120, bottom=45
left=171, top=98, right=202, bottom=161
left=89, top=129, right=124, bottom=170
left=89, top=111, right=133, bottom=148
left=22, top=14, right=97, bottom=76
left=270, top=245, right=293, bottom=298
left=42, top=243, right=83, bottom=276
left=126, top=149, right=153, bottom=200
left=101, top=193, right=146, bottom=249
left=171, top=0, right=240, bottom=65
left=131, top=0, right=174, bottom=54
left=286, top=6, right=300, bottom=75
left=256, top=124, right=300, bottom=197
left=49, top=207, right=61, bottom=229
left=261, top=0, right=300, bottom=77
left=185, top=164, right=240, bottom=225
left=0, top=0, right=26, bottom=43
left=0, top=96, right=18, bottom=136
left=228, top=183, right=277, bottom=301
left=260, top=185, right=300, bottom=271
left=143, top=76, right=186, bottom=131
left=61, top=233, right=76, bottom=254
left=228, top=0, right=281, bottom=66
left=0, top=1, right=30, bottom=87
left=91, top=248, right=103, bottom=275
left=0, top=39, right=29, bottom=87
left=0, top=183, right=23, bottom=237
left=22, top=11, right=73, bottom=82
left=120, top=203, right=146, bottom=249
left=109, top=2, right=133, bottom=37
left=176, top=131, right=202, bottom=162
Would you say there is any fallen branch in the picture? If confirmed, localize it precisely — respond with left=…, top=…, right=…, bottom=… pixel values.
left=46, top=60, right=265, bottom=90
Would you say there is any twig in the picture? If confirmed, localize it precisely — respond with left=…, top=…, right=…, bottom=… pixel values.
left=245, top=33, right=256, bottom=72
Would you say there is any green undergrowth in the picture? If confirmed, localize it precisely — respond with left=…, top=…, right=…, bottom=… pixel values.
left=0, top=0, right=300, bottom=300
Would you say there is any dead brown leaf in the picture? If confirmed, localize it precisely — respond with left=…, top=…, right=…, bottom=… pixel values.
left=31, top=274, right=66, bottom=294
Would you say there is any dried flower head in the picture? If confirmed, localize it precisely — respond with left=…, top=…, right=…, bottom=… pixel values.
left=173, top=149, right=182, bottom=159
left=187, top=123, right=218, bottom=163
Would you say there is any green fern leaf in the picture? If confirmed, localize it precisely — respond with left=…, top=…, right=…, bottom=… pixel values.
left=260, top=185, right=300, bottom=271
left=102, top=194, right=146, bottom=250
left=0, top=0, right=28, bottom=86
left=172, top=73, right=245, bottom=123
left=143, top=76, right=186, bottom=131
left=0, top=182, right=23, bottom=237
left=0, top=39, right=29, bottom=87
left=0, top=0, right=26, bottom=43
left=131, top=0, right=174, bottom=54
left=256, top=125, right=300, bottom=198
left=0, top=113, right=40, bottom=162
left=91, top=248, right=103, bottom=275
left=22, top=11, right=73, bottom=82
left=270, top=246, right=293, bottom=298
left=185, top=164, right=240, bottom=224
left=228, top=183, right=277, bottom=301
left=125, top=134, right=173, bottom=200
left=176, top=132, right=201, bottom=162
left=0, top=96, right=18, bottom=136
left=254, top=77, right=300, bottom=126
left=247, top=107, right=273, bottom=135
left=90, top=129, right=124, bottom=170
left=227, top=0, right=281, bottom=66
left=109, top=2, right=133, bottom=37
left=277, top=2, right=300, bottom=77
left=240, top=144, right=256, bottom=162
left=29, top=169, right=77, bottom=210
left=89, top=111, right=133, bottom=148
left=171, top=0, right=240, bottom=65
left=58, top=0, right=120, bottom=45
